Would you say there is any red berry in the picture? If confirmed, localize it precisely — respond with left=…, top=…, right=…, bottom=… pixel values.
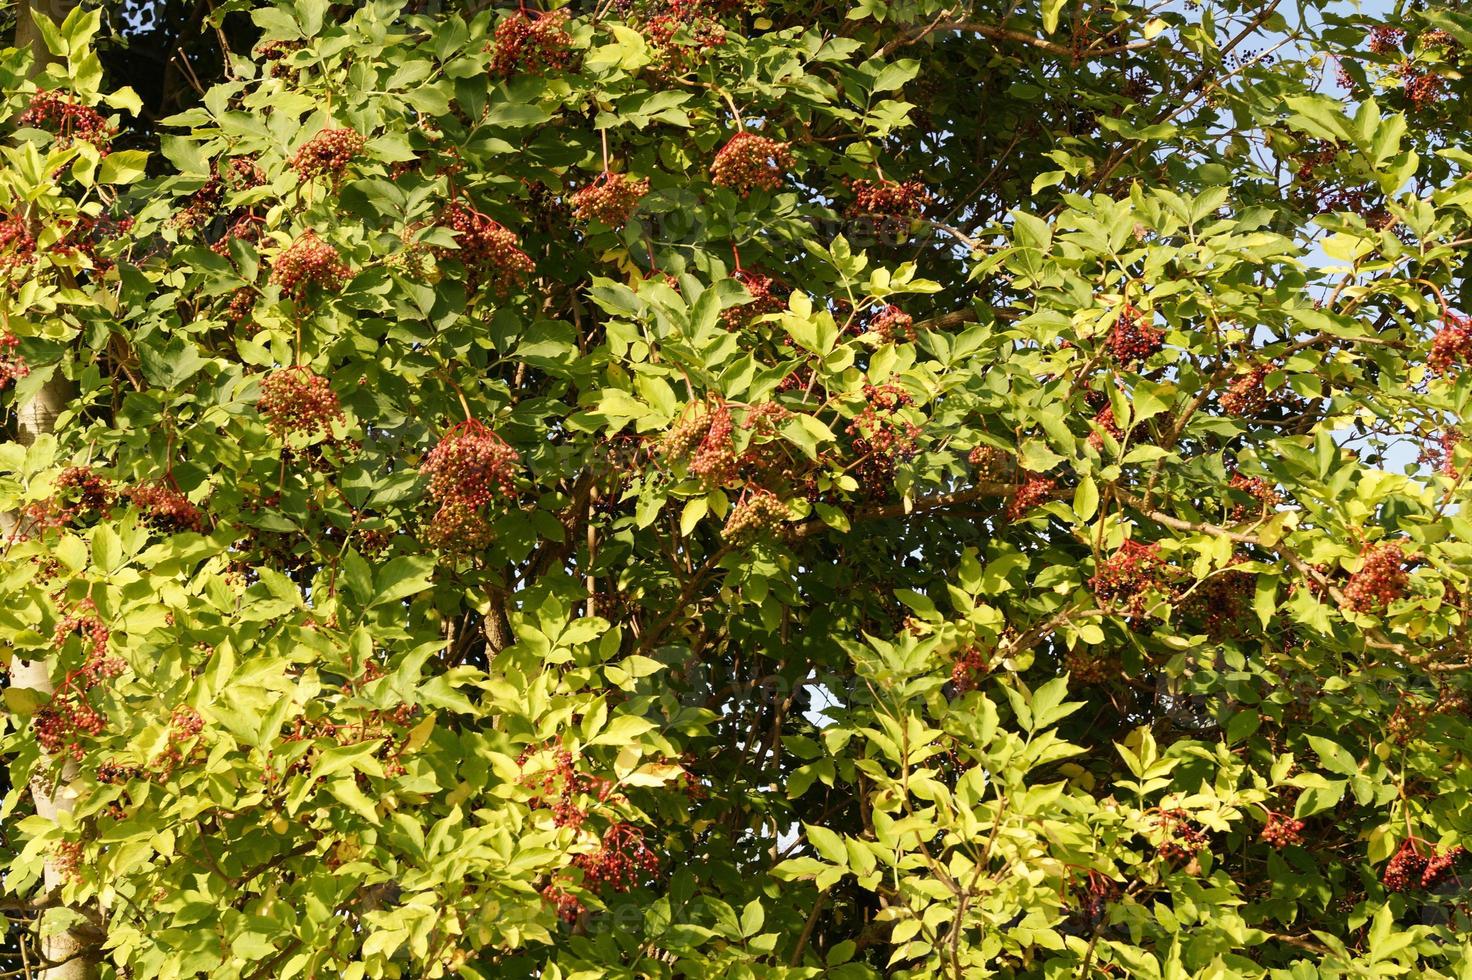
left=490, top=11, right=574, bottom=76
left=1342, top=541, right=1410, bottom=613
left=570, top=172, right=650, bottom=227
left=711, top=132, right=791, bottom=196
left=258, top=367, right=343, bottom=441
left=270, top=231, right=351, bottom=294
left=290, top=128, right=365, bottom=181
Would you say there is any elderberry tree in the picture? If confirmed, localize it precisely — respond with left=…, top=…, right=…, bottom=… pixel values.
left=5, top=0, right=1472, bottom=978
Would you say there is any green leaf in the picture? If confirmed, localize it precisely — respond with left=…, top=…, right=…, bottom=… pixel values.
left=373, top=556, right=435, bottom=606
left=98, top=150, right=150, bottom=184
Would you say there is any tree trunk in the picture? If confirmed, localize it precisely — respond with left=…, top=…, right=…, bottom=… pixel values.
left=6, top=3, right=96, bottom=976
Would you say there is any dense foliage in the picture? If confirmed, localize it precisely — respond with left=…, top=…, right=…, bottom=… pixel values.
left=4, top=0, right=1472, bottom=977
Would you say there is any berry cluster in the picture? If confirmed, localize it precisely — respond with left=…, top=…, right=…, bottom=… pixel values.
left=19, top=91, right=112, bottom=152
left=421, top=420, right=521, bottom=550
left=644, top=7, right=726, bottom=74
left=49, top=466, right=114, bottom=524
left=968, top=445, right=1015, bottom=482
left=723, top=269, right=785, bottom=328
left=437, top=202, right=535, bottom=294
left=1086, top=405, right=1123, bottom=450
left=1107, top=304, right=1164, bottom=364
left=1368, top=26, right=1406, bottom=54
left=870, top=305, right=916, bottom=344
left=256, top=39, right=304, bottom=78
left=33, top=691, right=105, bottom=758
left=1342, top=541, right=1410, bottom=613
left=950, top=644, right=989, bottom=693
left=1064, top=647, right=1120, bottom=684
left=573, top=822, right=659, bottom=892
left=258, top=367, right=342, bottom=441
left=1429, top=312, right=1472, bottom=375
left=847, top=178, right=930, bottom=238
left=126, top=482, right=207, bottom=534
left=0, top=330, right=30, bottom=389
left=224, top=288, right=256, bottom=324
left=1228, top=472, right=1281, bottom=520
left=1260, top=812, right=1305, bottom=849
left=570, top=171, right=650, bottom=227
left=170, top=705, right=204, bottom=740
left=210, top=213, right=265, bottom=258
left=269, top=232, right=351, bottom=294
left=1399, top=63, right=1444, bottom=111
left=52, top=840, right=85, bottom=884
left=689, top=401, right=737, bottom=485
left=1220, top=365, right=1268, bottom=416
left=1420, top=429, right=1462, bottom=478
left=1005, top=475, right=1056, bottom=520
left=847, top=384, right=922, bottom=498
left=710, top=132, right=792, bottom=196
left=519, top=741, right=618, bottom=830
left=542, top=882, right=584, bottom=922
left=722, top=489, right=789, bottom=543
left=1383, top=839, right=1425, bottom=892
left=490, top=11, right=574, bottom=76
left=290, top=128, right=365, bottom=181
left=1090, top=540, right=1169, bottom=623
left=55, top=598, right=123, bottom=682
left=1189, top=554, right=1255, bottom=640
left=0, top=213, right=37, bottom=277
left=1152, top=809, right=1207, bottom=862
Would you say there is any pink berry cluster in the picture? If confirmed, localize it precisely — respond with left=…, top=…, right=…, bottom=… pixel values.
left=437, top=202, right=535, bottom=294
left=19, top=90, right=112, bottom=152
left=722, top=489, right=789, bottom=542
left=644, top=6, right=726, bottom=74
left=126, top=482, right=207, bottom=534
left=950, top=644, right=989, bottom=693
left=848, top=178, right=930, bottom=217
left=1090, top=539, right=1169, bottom=622
left=1086, top=404, right=1123, bottom=450
left=258, top=367, right=343, bottom=441
left=1228, top=472, right=1281, bottom=519
left=518, top=740, right=619, bottom=831
left=1342, top=541, right=1410, bottom=613
left=847, top=383, right=922, bottom=498
left=290, top=128, right=365, bottom=181
left=52, top=840, right=85, bottom=883
left=0, top=330, right=30, bottom=389
left=1152, top=809, right=1207, bottom=863
left=270, top=231, right=351, bottom=294
left=1383, top=839, right=1465, bottom=892
left=711, top=132, right=792, bottom=196
left=573, top=822, right=660, bottom=892
left=1420, top=429, right=1462, bottom=478
left=1429, top=312, right=1472, bottom=375
left=870, top=305, right=916, bottom=343
left=25, top=466, right=115, bottom=531
left=689, top=401, right=737, bottom=485
left=1005, top=475, right=1056, bottom=520
left=1398, top=63, right=1444, bottom=111
left=1260, top=812, right=1305, bottom=849
left=54, top=598, right=123, bottom=683
left=421, top=419, right=521, bottom=550
left=1368, top=26, right=1406, bottom=54
left=175, top=157, right=267, bottom=233
left=570, top=171, right=650, bottom=227
left=723, top=269, right=785, bottom=328
left=170, top=705, right=204, bottom=740
left=1107, top=303, right=1164, bottom=364
left=1220, top=365, right=1269, bottom=416
left=968, top=445, right=1015, bottom=481
left=0, top=213, right=37, bottom=277
left=490, top=10, right=574, bottom=76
